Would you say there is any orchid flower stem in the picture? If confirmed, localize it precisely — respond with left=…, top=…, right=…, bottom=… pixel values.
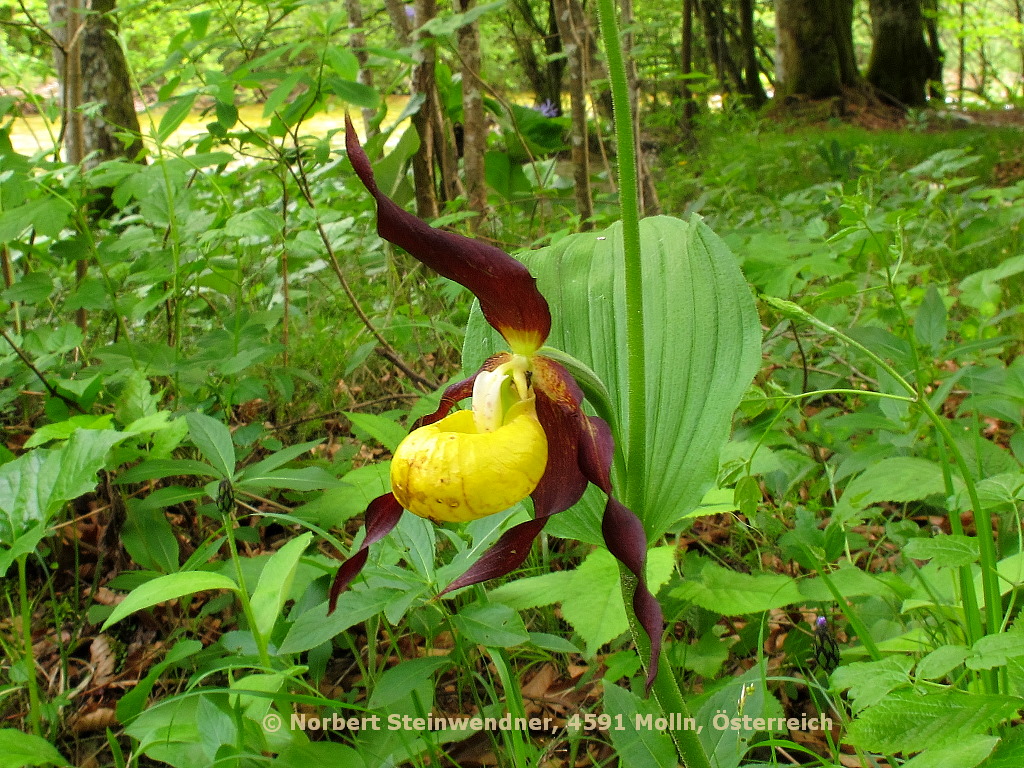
left=620, top=566, right=712, bottom=768
left=595, top=0, right=646, bottom=501
left=221, top=511, right=272, bottom=669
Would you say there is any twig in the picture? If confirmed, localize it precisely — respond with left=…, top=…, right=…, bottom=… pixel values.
left=0, top=327, right=85, bottom=413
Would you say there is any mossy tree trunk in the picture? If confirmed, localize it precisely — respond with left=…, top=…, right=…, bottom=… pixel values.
left=775, top=0, right=860, bottom=99
left=866, top=0, right=935, bottom=107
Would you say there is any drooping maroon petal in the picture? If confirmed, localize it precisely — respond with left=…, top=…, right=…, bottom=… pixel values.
left=438, top=517, right=550, bottom=596
left=578, top=414, right=664, bottom=693
left=413, top=354, right=510, bottom=429
left=328, top=492, right=405, bottom=612
left=531, top=356, right=589, bottom=517
left=345, top=117, right=551, bottom=352
left=601, top=497, right=663, bottom=693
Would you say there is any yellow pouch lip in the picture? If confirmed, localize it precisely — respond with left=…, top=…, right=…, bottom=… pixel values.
left=390, top=399, right=548, bottom=523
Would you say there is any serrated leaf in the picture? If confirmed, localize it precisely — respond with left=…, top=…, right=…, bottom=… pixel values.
left=914, top=285, right=948, bottom=351
left=904, top=534, right=979, bottom=567
left=845, top=690, right=1023, bottom=754
left=102, top=572, right=239, bottom=629
left=968, top=632, right=1024, bottom=670
left=831, top=655, right=915, bottom=713
left=487, top=570, right=574, bottom=610
left=450, top=602, right=528, bottom=648
left=344, top=411, right=408, bottom=454
left=671, top=560, right=800, bottom=615
left=901, top=734, right=998, bottom=768
left=463, top=216, right=761, bottom=543
left=560, top=547, right=676, bottom=657
left=798, top=562, right=893, bottom=601
left=834, top=457, right=948, bottom=523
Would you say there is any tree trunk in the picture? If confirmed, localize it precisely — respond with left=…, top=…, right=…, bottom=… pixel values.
left=458, top=0, right=487, bottom=225
left=775, top=0, right=860, bottom=99
left=507, top=0, right=565, bottom=115
left=696, top=0, right=744, bottom=95
left=922, top=0, right=944, bottom=99
left=411, top=0, right=440, bottom=218
left=866, top=0, right=933, bottom=107
left=553, top=0, right=593, bottom=225
left=737, top=0, right=767, bottom=107
left=680, top=0, right=697, bottom=129
left=345, top=0, right=379, bottom=138
left=49, top=0, right=142, bottom=166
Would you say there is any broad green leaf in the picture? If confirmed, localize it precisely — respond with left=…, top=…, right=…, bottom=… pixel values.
left=831, top=656, right=915, bottom=713
left=451, top=602, right=529, bottom=648
left=279, top=588, right=394, bottom=654
left=122, top=499, right=180, bottom=573
left=603, top=684, right=678, bottom=768
left=901, top=735, right=998, bottom=768
left=344, top=411, right=408, bottom=454
left=249, top=533, right=312, bottom=639
left=185, top=412, right=236, bottom=479
left=0, top=729, right=71, bottom=768
left=833, top=457, right=948, bottom=523
left=671, top=560, right=800, bottom=615
left=1, top=429, right=127, bottom=574
left=262, top=71, right=305, bottom=117
left=102, top=572, right=239, bottom=629
left=236, top=439, right=323, bottom=478
left=904, top=534, right=979, bottom=568
left=157, top=93, right=197, bottom=141
left=464, top=216, right=761, bottom=542
left=915, top=285, right=948, bottom=351
left=844, top=690, right=1023, bottom=754
left=324, top=77, right=380, bottom=109
left=798, top=562, right=893, bottom=601
left=24, top=415, right=115, bottom=448
left=968, top=631, right=1024, bottom=670
left=119, top=458, right=219, bottom=484
left=367, top=657, right=451, bottom=709
left=235, top=466, right=340, bottom=492
left=274, top=743, right=366, bottom=768
left=560, top=547, right=676, bottom=657
left=487, top=570, right=574, bottom=610
left=985, top=729, right=1024, bottom=768
left=916, top=644, right=969, bottom=680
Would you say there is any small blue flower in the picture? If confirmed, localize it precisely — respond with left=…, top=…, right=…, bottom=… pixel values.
left=535, top=99, right=558, bottom=118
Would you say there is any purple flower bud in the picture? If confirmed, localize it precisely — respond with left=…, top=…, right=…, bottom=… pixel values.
left=535, top=99, right=558, bottom=118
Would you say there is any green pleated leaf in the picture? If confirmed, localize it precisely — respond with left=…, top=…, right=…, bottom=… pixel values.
left=464, top=216, right=761, bottom=542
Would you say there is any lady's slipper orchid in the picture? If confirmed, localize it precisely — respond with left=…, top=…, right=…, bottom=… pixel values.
left=329, top=117, right=664, bottom=688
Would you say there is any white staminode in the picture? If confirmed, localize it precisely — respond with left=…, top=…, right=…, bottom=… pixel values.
left=472, top=368, right=507, bottom=434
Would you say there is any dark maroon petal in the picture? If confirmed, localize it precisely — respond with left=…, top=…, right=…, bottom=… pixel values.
left=531, top=356, right=589, bottom=517
left=576, top=396, right=663, bottom=692
left=413, top=354, right=510, bottom=429
left=601, top=497, right=664, bottom=694
left=345, top=116, right=551, bottom=351
left=437, top=517, right=549, bottom=596
left=328, top=493, right=405, bottom=612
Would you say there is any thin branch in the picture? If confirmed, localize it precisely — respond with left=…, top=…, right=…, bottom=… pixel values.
left=0, top=326, right=85, bottom=413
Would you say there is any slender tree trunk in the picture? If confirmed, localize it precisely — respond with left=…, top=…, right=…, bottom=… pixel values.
left=1015, top=0, right=1024, bottom=98
left=866, top=0, right=933, bottom=107
left=696, top=0, right=744, bottom=95
left=411, top=0, right=439, bottom=218
left=553, top=0, right=593, bottom=225
left=680, top=0, right=697, bottom=129
left=620, top=0, right=659, bottom=215
left=737, top=0, right=767, bottom=107
left=957, top=0, right=966, bottom=105
left=922, top=0, right=944, bottom=98
left=345, top=0, right=378, bottom=138
left=458, top=0, right=487, bottom=225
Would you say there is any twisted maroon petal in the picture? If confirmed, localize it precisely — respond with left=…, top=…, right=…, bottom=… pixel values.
left=413, top=354, right=510, bottom=429
left=345, top=116, right=551, bottom=351
left=438, top=517, right=550, bottom=596
left=578, top=415, right=664, bottom=693
left=328, top=493, right=405, bottom=612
